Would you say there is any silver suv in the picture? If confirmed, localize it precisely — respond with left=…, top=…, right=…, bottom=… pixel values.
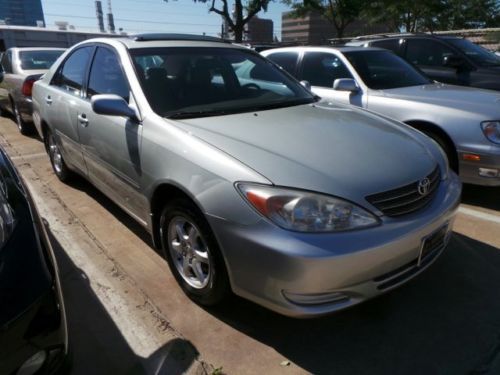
left=32, top=35, right=461, bottom=317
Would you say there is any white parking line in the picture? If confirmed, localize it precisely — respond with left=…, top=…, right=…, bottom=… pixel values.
left=458, top=206, right=500, bottom=225
left=10, top=152, right=47, bottom=160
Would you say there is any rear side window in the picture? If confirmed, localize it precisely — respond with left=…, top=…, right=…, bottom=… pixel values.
left=87, top=47, right=129, bottom=102
left=370, top=39, right=401, bottom=54
left=405, top=39, right=455, bottom=67
left=53, top=47, right=93, bottom=96
left=266, top=52, right=298, bottom=75
left=301, top=52, right=353, bottom=88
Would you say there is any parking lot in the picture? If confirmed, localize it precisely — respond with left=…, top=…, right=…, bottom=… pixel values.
left=1, top=114, right=499, bottom=374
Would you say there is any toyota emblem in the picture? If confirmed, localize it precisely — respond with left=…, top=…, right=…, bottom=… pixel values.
left=417, top=178, right=431, bottom=196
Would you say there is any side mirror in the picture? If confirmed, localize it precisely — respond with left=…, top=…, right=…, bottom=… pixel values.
left=442, top=55, right=465, bottom=69
left=91, top=94, right=138, bottom=121
left=333, top=78, right=359, bottom=93
left=300, top=80, right=311, bottom=91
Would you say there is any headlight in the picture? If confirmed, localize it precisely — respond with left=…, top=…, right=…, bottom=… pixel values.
left=481, top=121, right=500, bottom=144
left=236, top=183, right=379, bottom=232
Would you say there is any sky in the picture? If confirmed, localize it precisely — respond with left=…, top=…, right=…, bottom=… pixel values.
left=41, top=0, right=290, bottom=40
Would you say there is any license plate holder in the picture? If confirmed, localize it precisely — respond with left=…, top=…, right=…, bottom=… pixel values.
left=418, top=224, right=448, bottom=266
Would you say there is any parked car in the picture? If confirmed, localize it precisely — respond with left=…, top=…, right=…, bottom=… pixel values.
left=263, top=46, right=500, bottom=186
left=32, top=34, right=461, bottom=317
left=0, top=47, right=65, bottom=134
left=346, top=34, right=500, bottom=91
left=0, top=146, right=68, bottom=374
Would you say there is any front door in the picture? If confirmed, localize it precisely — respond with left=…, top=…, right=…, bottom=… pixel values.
left=77, top=46, right=148, bottom=223
left=300, top=51, right=363, bottom=107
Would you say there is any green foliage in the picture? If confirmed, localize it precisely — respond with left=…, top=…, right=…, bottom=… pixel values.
left=363, top=0, right=500, bottom=32
left=284, top=0, right=364, bottom=37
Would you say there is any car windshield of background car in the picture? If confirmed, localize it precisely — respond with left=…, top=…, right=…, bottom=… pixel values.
left=448, top=39, right=500, bottom=67
left=344, top=50, right=432, bottom=90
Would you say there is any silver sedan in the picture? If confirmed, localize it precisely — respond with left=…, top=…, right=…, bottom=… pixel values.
left=262, top=46, right=500, bottom=186
left=32, top=35, right=461, bottom=317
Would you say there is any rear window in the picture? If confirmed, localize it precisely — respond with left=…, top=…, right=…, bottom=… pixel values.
left=19, top=50, right=64, bottom=70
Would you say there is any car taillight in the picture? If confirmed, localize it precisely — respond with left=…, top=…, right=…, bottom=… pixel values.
left=21, top=77, right=37, bottom=97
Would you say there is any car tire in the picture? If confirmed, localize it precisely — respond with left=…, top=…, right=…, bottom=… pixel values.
left=12, top=101, right=32, bottom=135
left=427, top=131, right=458, bottom=173
left=160, top=198, right=230, bottom=306
left=46, top=130, right=72, bottom=182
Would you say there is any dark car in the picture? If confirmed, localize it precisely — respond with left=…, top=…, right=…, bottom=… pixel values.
left=0, top=147, right=67, bottom=374
left=0, top=48, right=65, bottom=134
left=346, top=34, right=500, bottom=91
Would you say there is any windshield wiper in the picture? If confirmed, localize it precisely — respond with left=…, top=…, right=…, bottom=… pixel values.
left=167, top=109, right=229, bottom=119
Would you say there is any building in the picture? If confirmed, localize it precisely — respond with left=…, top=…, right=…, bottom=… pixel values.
left=247, top=16, right=273, bottom=43
left=0, top=0, right=45, bottom=27
left=282, top=11, right=390, bottom=44
left=0, top=25, right=122, bottom=52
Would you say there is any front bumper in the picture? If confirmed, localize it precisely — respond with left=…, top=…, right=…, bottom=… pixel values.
left=209, top=173, right=461, bottom=318
left=459, top=147, right=500, bottom=186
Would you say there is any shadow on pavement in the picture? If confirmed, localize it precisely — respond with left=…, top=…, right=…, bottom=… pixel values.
left=46, top=225, right=201, bottom=374
left=54, top=176, right=500, bottom=374
left=461, top=184, right=500, bottom=211
left=206, top=233, right=500, bottom=375
left=63, top=175, right=155, bottom=250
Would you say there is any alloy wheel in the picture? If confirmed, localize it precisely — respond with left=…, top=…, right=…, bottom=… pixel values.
left=167, top=217, right=211, bottom=289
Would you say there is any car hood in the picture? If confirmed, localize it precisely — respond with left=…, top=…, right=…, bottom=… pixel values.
left=171, top=103, right=438, bottom=202
left=378, top=83, right=500, bottom=116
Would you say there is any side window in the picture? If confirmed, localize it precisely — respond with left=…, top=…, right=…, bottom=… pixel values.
left=87, top=47, right=129, bottom=102
left=53, top=47, right=93, bottom=96
left=266, top=52, right=298, bottom=75
left=371, top=39, right=401, bottom=54
left=405, top=39, right=455, bottom=67
left=1, top=52, right=12, bottom=73
left=301, top=52, right=353, bottom=88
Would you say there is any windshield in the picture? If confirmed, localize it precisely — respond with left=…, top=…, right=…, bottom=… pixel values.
left=344, top=50, right=432, bottom=90
left=447, top=38, right=500, bottom=67
left=19, top=50, right=64, bottom=70
left=130, top=47, right=316, bottom=118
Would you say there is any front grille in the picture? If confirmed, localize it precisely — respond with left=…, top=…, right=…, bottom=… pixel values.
left=366, top=166, right=440, bottom=217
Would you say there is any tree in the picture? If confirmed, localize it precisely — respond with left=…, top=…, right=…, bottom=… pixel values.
left=284, top=0, right=364, bottom=38
left=164, top=0, right=270, bottom=42
left=364, top=0, right=500, bottom=32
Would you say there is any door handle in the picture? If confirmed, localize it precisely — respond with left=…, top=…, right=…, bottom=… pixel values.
left=78, top=114, right=89, bottom=127
left=45, top=96, right=52, bottom=105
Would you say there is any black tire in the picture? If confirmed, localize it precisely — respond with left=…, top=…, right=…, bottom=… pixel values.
left=12, top=100, right=32, bottom=135
left=426, top=131, right=458, bottom=173
left=160, top=198, right=230, bottom=306
left=45, top=129, right=72, bottom=182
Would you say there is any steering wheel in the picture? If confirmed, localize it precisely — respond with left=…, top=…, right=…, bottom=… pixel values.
left=242, top=83, right=261, bottom=90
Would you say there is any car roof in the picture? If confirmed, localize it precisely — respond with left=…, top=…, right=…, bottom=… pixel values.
left=262, top=45, right=386, bottom=54
left=348, top=34, right=463, bottom=44
left=80, top=33, right=248, bottom=51
left=8, top=47, right=66, bottom=52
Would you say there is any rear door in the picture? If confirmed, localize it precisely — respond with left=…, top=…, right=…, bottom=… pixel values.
left=43, top=46, right=94, bottom=174
left=403, top=38, right=472, bottom=85
left=77, top=45, right=147, bottom=223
